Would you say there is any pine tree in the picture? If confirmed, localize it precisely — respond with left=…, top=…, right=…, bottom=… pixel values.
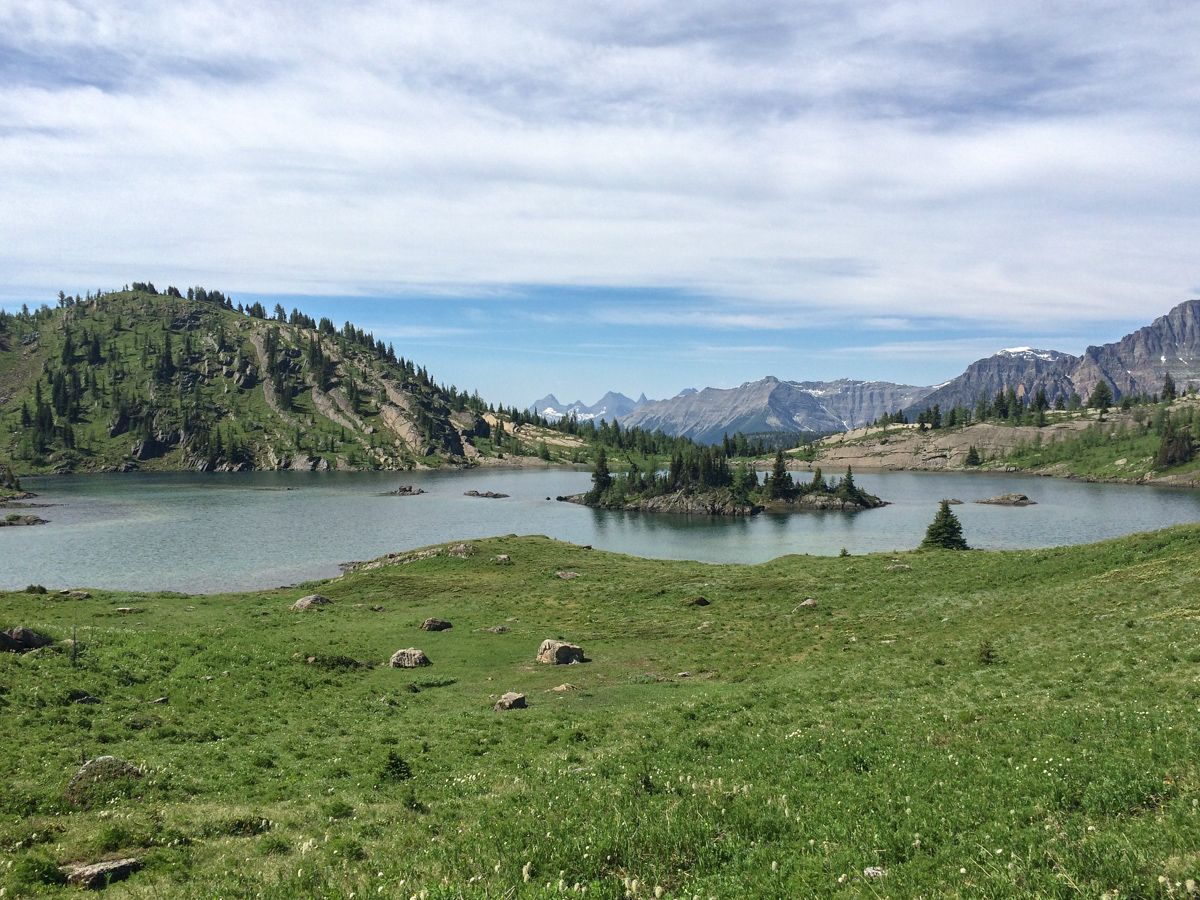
left=1087, top=380, right=1113, bottom=411
left=767, top=449, right=793, bottom=499
left=920, top=499, right=969, bottom=550
left=964, top=445, right=981, bottom=466
left=1162, top=372, right=1177, bottom=402
left=588, top=447, right=613, bottom=501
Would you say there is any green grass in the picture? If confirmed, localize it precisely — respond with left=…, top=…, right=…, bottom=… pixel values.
left=3, top=531, right=1200, bottom=896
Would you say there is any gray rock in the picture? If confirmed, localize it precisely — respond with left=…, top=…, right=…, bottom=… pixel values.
left=797, top=598, right=818, bottom=608
left=389, top=648, right=431, bottom=668
left=3, top=626, right=54, bottom=651
left=976, top=493, right=1036, bottom=506
left=420, top=617, right=452, bottom=631
left=555, top=570, right=580, bottom=580
left=537, top=639, right=585, bottom=665
left=65, top=756, right=142, bottom=807
left=494, top=691, right=527, bottom=711
left=486, top=625, right=510, bottom=634
left=291, top=594, right=332, bottom=611
left=447, top=543, right=476, bottom=558
left=494, top=554, right=512, bottom=565
left=61, top=857, right=142, bottom=889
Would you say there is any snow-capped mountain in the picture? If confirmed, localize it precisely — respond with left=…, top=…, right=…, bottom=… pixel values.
left=529, top=391, right=648, bottom=422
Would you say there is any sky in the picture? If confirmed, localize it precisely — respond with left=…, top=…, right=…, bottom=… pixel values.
left=1, top=1, right=1198, bottom=408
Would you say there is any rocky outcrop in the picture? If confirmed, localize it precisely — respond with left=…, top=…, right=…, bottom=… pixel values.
left=65, top=756, right=143, bottom=807
left=494, top=691, right=527, bottom=711
left=387, top=484, right=426, bottom=496
left=464, top=490, right=509, bottom=499
left=420, top=617, right=452, bottom=631
left=291, top=594, right=331, bottom=611
left=2, top=626, right=54, bottom=652
left=1, top=513, right=47, bottom=526
left=977, top=493, right=1036, bottom=506
left=61, top=858, right=142, bottom=889
left=389, top=648, right=431, bottom=668
left=561, top=489, right=760, bottom=517
left=537, top=639, right=585, bottom=665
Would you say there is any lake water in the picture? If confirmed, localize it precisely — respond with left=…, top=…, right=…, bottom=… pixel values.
left=4, top=468, right=1200, bottom=593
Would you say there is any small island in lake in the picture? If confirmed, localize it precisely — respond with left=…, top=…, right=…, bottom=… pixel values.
left=562, top=448, right=885, bottom=516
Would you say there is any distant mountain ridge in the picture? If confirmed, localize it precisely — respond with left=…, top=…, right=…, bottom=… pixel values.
left=530, top=390, right=648, bottom=422
left=619, top=377, right=933, bottom=445
left=909, top=298, right=1200, bottom=415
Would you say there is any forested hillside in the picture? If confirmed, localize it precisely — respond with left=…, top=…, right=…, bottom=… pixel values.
left=0, top=286, right=492, bottom=474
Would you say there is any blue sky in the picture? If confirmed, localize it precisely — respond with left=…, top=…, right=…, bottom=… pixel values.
left=1, top=1, right=1198, bottom=407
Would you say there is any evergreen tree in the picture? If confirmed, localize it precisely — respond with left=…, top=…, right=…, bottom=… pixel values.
left=1087, top=380, right=1113, bottom=411
left=920, top=499, right=969, bottom=550
left=588, top=447, right=613, bottom=501
left=964, top=445, right=981, bottom=466
left=1162, top=372, right=1177, bottom=402
left=767, top=449, right=793, bottom=500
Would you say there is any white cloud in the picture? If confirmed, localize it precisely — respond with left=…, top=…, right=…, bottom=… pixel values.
left=0, top=0, right=1197, bottom=328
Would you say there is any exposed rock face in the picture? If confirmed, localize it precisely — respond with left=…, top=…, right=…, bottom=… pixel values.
left=909, top=299, right=1200, bottom=413
left=621, top=377, right=933, bottom=443
left=537, top=639, right=585, bottom=665
left=977, top=493, right=1036, bottom=506
left=291, top=594, right=331, bottom=611
left=2, top=626, right=54, bottom=651
left=65, top=756, right=143, bottom=807
left=420, top=617, right=452, bottom=631
left=61, top=858, right=142, bottom=889
left=389, top=648, right=431, bottom=668
left=494, top=691, right=527, bottom=711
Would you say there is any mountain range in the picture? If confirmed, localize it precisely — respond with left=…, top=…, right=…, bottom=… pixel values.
left=532, top=298, right=1200, bottom=443
left=530, top=391, right=648, bottom=422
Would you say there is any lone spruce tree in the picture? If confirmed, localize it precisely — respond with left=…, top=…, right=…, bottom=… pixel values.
left=587, top=447, right=613, bottom=502
left=921, top=499, right=969, bottom=550
left=767, top=449, right=793, bottom=499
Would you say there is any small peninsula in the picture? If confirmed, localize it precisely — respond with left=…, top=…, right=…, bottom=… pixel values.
left=563, top=448, right=885, bottom=516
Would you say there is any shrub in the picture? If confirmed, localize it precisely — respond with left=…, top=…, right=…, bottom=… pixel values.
left=381, top=750, right=413, bottom=782
left=6, top=852, right=65, bottom=892
left=978, top=640, right=999, bottom=665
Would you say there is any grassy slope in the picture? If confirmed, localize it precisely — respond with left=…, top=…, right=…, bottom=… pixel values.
left=0, top=292, right=488, bottom=474
left=3, top=531, right=1200, bottom=897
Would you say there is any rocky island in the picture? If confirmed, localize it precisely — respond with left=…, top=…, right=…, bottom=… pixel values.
left=563, top=448, right=885, bottom=516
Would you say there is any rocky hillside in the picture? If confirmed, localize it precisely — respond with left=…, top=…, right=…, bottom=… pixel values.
left=0, top=287, right=492, bottom=473
left=620, top=376, right=932, bottom=444
left=909, top=299, right=1200, bottom=414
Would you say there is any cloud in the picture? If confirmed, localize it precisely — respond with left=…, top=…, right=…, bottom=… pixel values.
left=0, top=0, right=1197, bottom=334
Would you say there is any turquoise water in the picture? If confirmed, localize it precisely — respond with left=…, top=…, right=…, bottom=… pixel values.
left=4, top=468, right=1200, bottom=592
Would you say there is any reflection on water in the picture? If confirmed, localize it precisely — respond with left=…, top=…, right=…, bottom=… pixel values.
left=4, top=468, right=1199, bottom=592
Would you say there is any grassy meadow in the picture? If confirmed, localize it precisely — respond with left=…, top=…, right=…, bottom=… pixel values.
left=2, top=530, right=1200, bottom=897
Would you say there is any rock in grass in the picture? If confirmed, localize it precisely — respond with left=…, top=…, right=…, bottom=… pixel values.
left=797, top=598, right=818, bottom=608
left=885, top=564, right=912, bottom=572
left=447, top=542, right=476, bottom=558
left=389, top=648, right=431, bottom=668
left=65, top=756, right=142, bottom=807
left=494, top=691, right=527, bottom=711
left=486, top=625, right=509, bottom=634
left=2, top=626, right=54, bottom=652
left=863, top=866, right=887, bottom=879
left=494, top=554, right=512, bottom=565
left=420, top=617, right=452, bottom=632
left=537, top=639, right=585, bottom=665
left=555, top=570, right=580, bottom=580
left=61, top=857, right=142, bottom=889
left=291, top=594, right=331, bottom=611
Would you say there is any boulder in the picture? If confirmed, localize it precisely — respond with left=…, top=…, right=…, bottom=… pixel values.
left=3, top=626, right=54, bottom=651
left=65, top=756, right=142, bottom=807
left=537, top=639, right=585, bottom=665
left=387, top=484, right=427, bottom=496
left=798, top=598, right=818, bottom=608
left=420, top=617, right=452, bottom=632
left=555, top=570, right=580, bottom=580
left=61, top=858, right=142, bottom=889
left=683, top=596, right=710, bottom=607
left=494, top=691, right=527, bottom=711
left=976, top=493, right=1036, bottom=506
left=291, top=594, right=332, bottom=611
left=494, top=554, right=512, bottom=565
left=389, top=648, right=431, bottom=668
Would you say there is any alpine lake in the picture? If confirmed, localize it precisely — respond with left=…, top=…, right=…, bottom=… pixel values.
left=5, top=467, right=1200, bottom=593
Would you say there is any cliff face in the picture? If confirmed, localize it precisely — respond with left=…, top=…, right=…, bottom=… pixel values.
left=908, top=299, right=1200, bottom=415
